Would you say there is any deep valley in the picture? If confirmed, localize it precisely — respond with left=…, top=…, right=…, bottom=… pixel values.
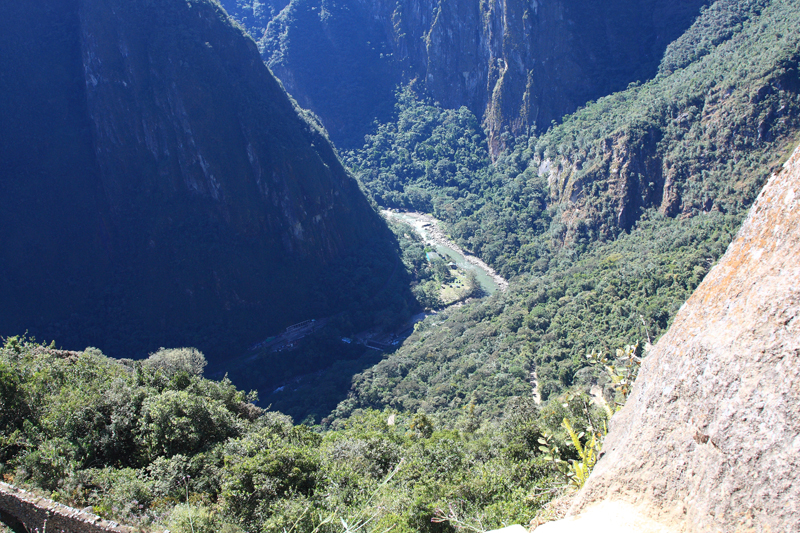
left=1, top=0, right=799, bottom=531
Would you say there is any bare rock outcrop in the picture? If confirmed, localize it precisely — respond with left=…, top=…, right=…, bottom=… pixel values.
left=560, top=144, right=800, bottom=531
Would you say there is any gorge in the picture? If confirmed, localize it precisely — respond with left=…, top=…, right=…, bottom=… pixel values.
left=1, top=0, right=800, bottom=531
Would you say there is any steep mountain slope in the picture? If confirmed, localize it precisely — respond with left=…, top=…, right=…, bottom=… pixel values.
left=352, top=0, right=800, bottom=280
left=0, top=0, right=411, bottom=360
left=220, top=0, right=709, bottom=152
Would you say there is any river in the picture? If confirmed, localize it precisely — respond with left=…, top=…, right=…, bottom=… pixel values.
left=383, top=210, right=508, bottom=295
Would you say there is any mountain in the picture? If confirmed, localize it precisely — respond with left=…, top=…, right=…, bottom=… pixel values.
left=0, top=0, right=412, bottom=360
left=2, top=0, right=800, bottom=530
left=219, top=0, right=710, bottom=153
left=352, top=0, right=800, bottom=277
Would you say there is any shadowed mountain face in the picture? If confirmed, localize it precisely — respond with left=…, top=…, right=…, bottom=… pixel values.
left=220, top=0, right=709, bottom=153
left=0, top=0, right=411, bottom=361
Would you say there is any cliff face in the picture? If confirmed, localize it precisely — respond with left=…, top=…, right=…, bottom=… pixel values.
left=220, top=0, right=708, bottom=152
left=568, top=145, right=800, bottom=530
left=0, top=0, right=406, bottom=360
left=387, top=0, right=709, bottom=155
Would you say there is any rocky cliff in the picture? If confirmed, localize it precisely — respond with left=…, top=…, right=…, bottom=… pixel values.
left=0, top=0, right=409, bottom=360
left=548, top=144, right=800, bottom=531
left=220, top=0, right=708, bottom=152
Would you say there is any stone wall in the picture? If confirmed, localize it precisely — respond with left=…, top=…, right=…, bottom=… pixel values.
left=0, top=482, right=148, bottom=533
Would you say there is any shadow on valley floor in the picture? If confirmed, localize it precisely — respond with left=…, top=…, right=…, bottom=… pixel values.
left=210, top=338, right=385, bottom=425
left=208, top=312, right=430, bottom=424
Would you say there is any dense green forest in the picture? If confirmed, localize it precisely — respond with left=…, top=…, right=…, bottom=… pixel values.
left=349, top=0, right=800, bottom=279
left=1, top=339, right=612, bottom=532
left=334, top=0, right=800, bottom=418
left=330, top=211, right=740, bottom=421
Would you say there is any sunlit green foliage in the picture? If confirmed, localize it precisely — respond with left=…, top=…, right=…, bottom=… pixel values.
left=348, top=0, right=800, bottom=279
left=330, top=210, right=739, bottom=423
left=538, top=345, right=641, bottom=490
left=0, top=338, right=599, bottom=532
left=344, top=86, right=495, bottom=214
left=4, top=1, right=800, bottom=532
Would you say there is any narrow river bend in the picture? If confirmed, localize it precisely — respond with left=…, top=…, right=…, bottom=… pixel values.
left=383, top=210, right=508, bottom=295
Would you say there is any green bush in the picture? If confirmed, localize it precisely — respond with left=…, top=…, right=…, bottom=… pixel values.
left=167, top=503, right=243, bottom=533
left=143, top=347, right=208, bottom=377
left=138, top=390, right=241, bottom=459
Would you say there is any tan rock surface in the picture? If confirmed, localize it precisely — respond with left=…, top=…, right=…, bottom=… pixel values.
left=553, top=144, right=800, bottom=532
left=535, top=500, right=679, bottom=533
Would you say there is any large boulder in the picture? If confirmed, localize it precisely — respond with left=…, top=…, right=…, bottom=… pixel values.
left=549, top=143, right=800, bottom=531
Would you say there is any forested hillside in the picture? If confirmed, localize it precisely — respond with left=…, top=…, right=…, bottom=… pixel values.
left=3, top=0, right=800, bottom=531
left=220, top=0, right=709, bottom=151
left=0, top=339, right=599, bottom=532
left=352, top=0, right=800, bottom=277
left=335, top=0, right=800, bottom=420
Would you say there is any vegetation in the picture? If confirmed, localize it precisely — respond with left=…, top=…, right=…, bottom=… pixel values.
left=332, top=0, right=800, bottom=423
left=221, top=0, right=710, bottom=152
left=3, top=0, right=800, bottom=531
left=212, top=219, right=456, bottom=425
left=343, top=86, right=495, bottom=214
left=348, top=0, right=800, bottom=279
left=0, top=337, right=613, bottom=533
left=329, top=210, right=739, bottom=422
left=538, top=344, right=642, bottom=490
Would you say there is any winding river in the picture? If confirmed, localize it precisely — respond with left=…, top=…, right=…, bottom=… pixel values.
left=383, top=210, right=508, bottom=295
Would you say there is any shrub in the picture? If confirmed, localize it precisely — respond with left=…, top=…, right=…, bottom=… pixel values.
left=167, top=503, right=243, bottom=533
left=143, top=348, right=208, bottom=377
